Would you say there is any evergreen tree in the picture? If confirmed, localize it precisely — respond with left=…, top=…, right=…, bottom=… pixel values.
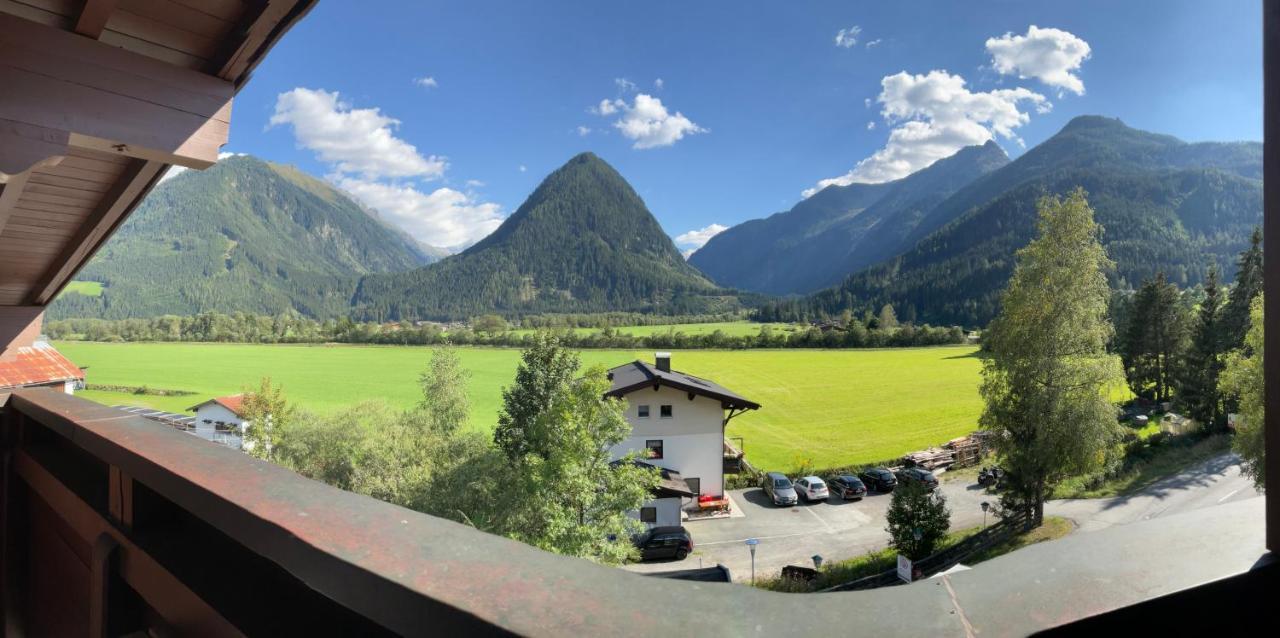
left=979, top=190, right=1124, bottom=523
left=1179, top=268, right=1226, bottom=428
left=1121, top=273, right=1189, bottom=402
left=1222, top=227, right=1263, bottom=350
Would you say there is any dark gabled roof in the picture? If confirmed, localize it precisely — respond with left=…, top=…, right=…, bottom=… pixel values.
left=604, top=361, right=761, bottom=411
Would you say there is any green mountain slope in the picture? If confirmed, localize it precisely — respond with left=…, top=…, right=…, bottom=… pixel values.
left=51, top=156, right=432, bottom=319
left=762, top=117, right=1262, bottom=327
left=690, top=142, right=1009, bottom=295
left=352, top=152, right=739, bottom=321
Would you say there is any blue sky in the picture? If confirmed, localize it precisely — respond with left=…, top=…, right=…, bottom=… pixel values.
left=223, top=0, right=1262, bottom=252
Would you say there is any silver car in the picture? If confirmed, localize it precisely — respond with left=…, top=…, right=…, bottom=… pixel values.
left=761, top=471, right=798, bottom=506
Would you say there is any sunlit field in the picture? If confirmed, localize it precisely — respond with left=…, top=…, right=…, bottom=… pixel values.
left=59, top=341, right=1013, bottom=469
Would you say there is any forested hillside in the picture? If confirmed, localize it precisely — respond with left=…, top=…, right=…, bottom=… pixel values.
left=351, top=153, right=743, bottom=321
left=51, top=156, right=433, bottom=319
left=760, top=117, right=1263, bottom=327
left=690, top=142, right=1009, bottom=295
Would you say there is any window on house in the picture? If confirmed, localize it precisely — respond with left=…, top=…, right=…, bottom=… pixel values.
left=659, top=405, right=673, bottom=418
left=645, top=440, right=663, bottom=459
left=685, top=477, right=700, bottom=496
left=637, top=405, right=650, bottom=418
left=639, top=507, right=657, bottom=523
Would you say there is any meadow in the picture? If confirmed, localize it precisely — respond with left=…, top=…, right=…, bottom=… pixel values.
left=57, top=341, right=991, bottom=470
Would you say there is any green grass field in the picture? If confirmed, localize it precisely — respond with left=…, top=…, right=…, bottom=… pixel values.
left=61, top=281, right=104, bottom=297
left=507, top=321, right=797, bottom=338
left=57, top=341, right=999, bottom=470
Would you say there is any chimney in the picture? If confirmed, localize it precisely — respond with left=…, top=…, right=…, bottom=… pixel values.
left=655, top=352, right=671, bottom=372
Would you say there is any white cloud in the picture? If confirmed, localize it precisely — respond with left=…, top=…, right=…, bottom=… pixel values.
left=269, top=88, right=503, bottom=248
left=864, top=98, right=872, bottom=108
left=674, top=223, right=728, bottom=257
left=806, top=70, right=1043, bottom=195
left=615, top=77, right=638, bottom=93
left=865, top=38, right=882, bottom=49
left=593, top=93, right=706, bottom=149
left=835, top=26, right=861, bottom=48
left=335, top=177, right=502, bottom=249
left=269, top=88, right=446, bottom=181
left=654, top=78, right=664, bottom=90
left=465, top=179, right=485, bottom=188
left=576, top=125, right=593, bottom=136
left=866, top=121, right=876, bottom=130
left=413, top=76, right=439, bottom=89
left=986, top=25, right=1091, bottom=96
left=518, top=165, right=527, bottom=172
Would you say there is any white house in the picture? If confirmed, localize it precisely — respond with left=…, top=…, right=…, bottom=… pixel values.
left=604, top=353, right=760, bottom=527
left=187, top=394, right=248, bottom=449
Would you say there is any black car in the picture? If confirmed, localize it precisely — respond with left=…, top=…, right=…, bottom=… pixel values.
left=634, top=526, right=694, bottom=561
left=858, top=468, right=898, bottom=492
left=895, top=467, right=940, bottom=491
left=827, top=475, right=868, bottom=500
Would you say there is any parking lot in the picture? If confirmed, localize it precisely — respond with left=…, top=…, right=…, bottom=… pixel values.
left=624, top=474, right=995, bottom=582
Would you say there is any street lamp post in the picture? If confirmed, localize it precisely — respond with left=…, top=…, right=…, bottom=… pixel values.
left=746, top=538, right=759, bottom=584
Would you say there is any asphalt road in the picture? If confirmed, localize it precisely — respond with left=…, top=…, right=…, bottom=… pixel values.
left=623, top=454, right=1260, bottom=582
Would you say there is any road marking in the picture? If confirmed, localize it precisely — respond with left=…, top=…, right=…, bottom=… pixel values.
left=697, top=531, right=814, bottom=547
left=1218, top=488, right=1241, bottom=504
left=800, top=503, right=836, bottom=533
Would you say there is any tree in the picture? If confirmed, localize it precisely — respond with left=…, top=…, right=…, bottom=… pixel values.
left=885, top=482, right=950, bottom=560
left=494, top=332, right=581, bottom=460
left=241, top=377, right=296, bottom=462
left=417, top=348, right=471, bottom=435
left=1222, top=294, right=1264, bottom=489
left=1179, top=268, right=1226, bottom=429
left=1120, top=273, right=1188, bottom=402
left=979, top=190, right=1123, bottom=523
left=1222, top=227, right=1263, bottom=351
left=471, top=314, right=509, bottom=335
left=878, top=304, right=899, bottom=330
left=492, top=367, right=659, bottom=564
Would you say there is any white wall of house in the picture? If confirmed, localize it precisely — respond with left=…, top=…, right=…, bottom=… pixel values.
left=63, top=380, right=75, bottom=395
left=631, top=496, right=683, bottom=529
left=195, top=403, right=245, bottom=439
left=610, top=385, right=725, bottom=498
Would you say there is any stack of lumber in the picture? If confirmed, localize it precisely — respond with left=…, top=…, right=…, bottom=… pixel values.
left=903, top=447, right=955, bottom=470
left=944, top=435, right=984, bottom=468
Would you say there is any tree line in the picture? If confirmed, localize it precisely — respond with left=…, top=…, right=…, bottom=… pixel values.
left=46, top=312, right=967, bottom=350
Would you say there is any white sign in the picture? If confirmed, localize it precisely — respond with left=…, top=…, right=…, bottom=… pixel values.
left=897, top=554, right=913, bottom=583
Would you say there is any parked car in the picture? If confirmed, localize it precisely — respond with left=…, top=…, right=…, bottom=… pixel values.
left=761, top=471, right=798, bottom=506
left=895, top=467, right=940, bottom=491
left=827, top=475, right=868, bottom=500
left=859, top=468, right=898, bottom=493
left=634, top=526, right=694, bottom=561
left=794, top=476, right=830, bottom=503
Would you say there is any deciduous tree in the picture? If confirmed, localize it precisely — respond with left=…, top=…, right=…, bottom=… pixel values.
left=1222, top=295, right=1265, bottom=489
left=494, top=332, right=581, bottom=460
left=980, top=189, right=1124, bottom=523
left=885, top=483, right=950, bottom=560
left=241, top=377, right=295, bottom=462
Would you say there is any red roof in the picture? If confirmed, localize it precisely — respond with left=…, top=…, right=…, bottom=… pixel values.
left=0, top=342, right=84, bottom=390
left=189, top=394, right=246, bottom=417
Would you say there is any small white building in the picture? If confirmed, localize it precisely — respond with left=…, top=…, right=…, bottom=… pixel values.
left=187, top=394, right=248, bottom=449
left=604, top=353, right=760, bottom=527
left=0, top=340, right=84, bottom=396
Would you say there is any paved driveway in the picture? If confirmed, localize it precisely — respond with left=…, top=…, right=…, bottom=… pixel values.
left=623, top=454, right=1260, bottom=583
left=625, top=475, right=997, bottom=581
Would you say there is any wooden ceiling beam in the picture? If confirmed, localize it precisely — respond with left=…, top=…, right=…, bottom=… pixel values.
left=0, top=12, right=233, bottom=175
left=73, top=0, right=120, bottom=39
left=0, top=170, right=32, bottom=238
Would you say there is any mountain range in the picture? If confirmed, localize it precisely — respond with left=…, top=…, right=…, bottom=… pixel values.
left=755, top=116, right=1262, bottom=326
left=50, top=156, right=436, bottom=319
left=52, top=116, right=1262, bottom=328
